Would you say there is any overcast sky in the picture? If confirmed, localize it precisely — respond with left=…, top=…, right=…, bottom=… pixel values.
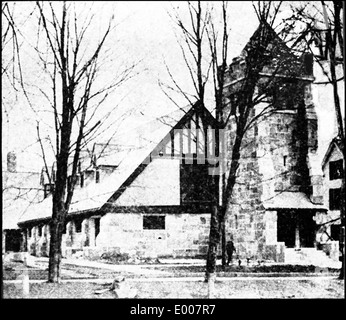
left=2, top=1, right=260, bottom=171
left=2, top=1, right=342, bottom=172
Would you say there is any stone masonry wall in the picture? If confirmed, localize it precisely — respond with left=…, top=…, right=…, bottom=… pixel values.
left=224, top=113, right=267, bottom=260
left=96, top=212, right=211, bottom=258
left=224, top=100, right=318, bottom=262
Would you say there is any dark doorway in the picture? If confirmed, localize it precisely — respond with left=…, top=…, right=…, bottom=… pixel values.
left=277, top=210, right=315, bottom=248
left=299, top=211, right=315, bottom=247
left=5, top=229, right=21, bottom=252
left=277, top=210, right=296, bottom=248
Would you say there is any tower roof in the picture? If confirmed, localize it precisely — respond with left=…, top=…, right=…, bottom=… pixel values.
left=228, top=20, right=314, bottom=81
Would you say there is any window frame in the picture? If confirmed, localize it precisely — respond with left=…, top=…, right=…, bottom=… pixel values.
left=143, top=215, right=165, bottom=230
left=329, top=159, right=344, bottom=180
left=329, top=188, right=341, bottom=211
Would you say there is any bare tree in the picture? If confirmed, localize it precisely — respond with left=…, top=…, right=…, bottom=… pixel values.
left=164, top=3, right=222, bottom=295
left=1, top=2, right=33, bottom=86
left=167, top=1, right=319, bottom=296
left=2, top=2, right=37, bottom=154
left=31, top=1, right=138, bottom=282
left=206, top=2, right=292, bottom=296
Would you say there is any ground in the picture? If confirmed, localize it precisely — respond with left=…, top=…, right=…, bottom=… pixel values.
left=2, top=259, right=344, bottom=299
left=3, top=277, right=344, bottom=299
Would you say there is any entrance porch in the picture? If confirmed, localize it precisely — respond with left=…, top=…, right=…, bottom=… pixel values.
left=277, top=209, right=316, bottom=248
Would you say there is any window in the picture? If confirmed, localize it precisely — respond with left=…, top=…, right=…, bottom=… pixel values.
left=44, top=183, right=54, bottom=198
left=28, top=228, right=32, bottom=238
left=38, top=225, right=43, bottom=237
left=180, top=159, right=215, bottom=203
left=329, top=188, right=341, bottom=210
left=68, top=175, right=80, bottom=189
left=75, top=175, right=80, bottom=186
left=143, top=215, right=165, bottom=230
left=331, top=225, right=341, bottom=241
left=228, top=93, right=240, bottom=116
left=283, top=155, right=287, bottom=167
left=303, top=53, right=314, bottom=75
left=94, top=218, right=100, bottom=237
left=329, top=159, right=344, bottom=180
left=75, top=218, right=83, bottom=233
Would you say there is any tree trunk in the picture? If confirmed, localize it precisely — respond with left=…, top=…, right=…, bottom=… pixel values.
left=48, top=221, right=62, bottom=283
left=205, top=129, right=242, bottom=282
left=205, top=205, right=221, bottom=283
left=48, top=197, right=66, bottom=283
left=221, top=220, right=227, bottom=269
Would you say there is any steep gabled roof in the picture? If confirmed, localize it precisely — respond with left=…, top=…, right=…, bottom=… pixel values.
left=17, top=103, right=215, bottom=226
left=322, top=136, right=343, bottom=170
left=232, top=20, right=313, bottom=80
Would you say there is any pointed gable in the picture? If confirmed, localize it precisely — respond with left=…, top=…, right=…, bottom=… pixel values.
left=227, top=21, right=314, bottom=87
left=245, top=21, right=313, bottom=78
left=102, top=102, right=219, bottom=209
left=322, top=136, right=343, bottom=170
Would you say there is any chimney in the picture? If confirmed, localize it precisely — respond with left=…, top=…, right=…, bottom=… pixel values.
left=7, top=151, right=17, bottom=172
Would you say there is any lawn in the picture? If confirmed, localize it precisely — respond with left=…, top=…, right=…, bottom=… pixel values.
left=3, top=259, right=343, bottom=299
left=3, top=277, right=344, bottom=299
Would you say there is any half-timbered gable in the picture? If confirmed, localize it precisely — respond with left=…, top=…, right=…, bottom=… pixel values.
left=110, top=103, right=219, bottom=210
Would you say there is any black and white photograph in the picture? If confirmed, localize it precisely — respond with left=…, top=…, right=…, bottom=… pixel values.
left=2, top=0, right=345, bottom=303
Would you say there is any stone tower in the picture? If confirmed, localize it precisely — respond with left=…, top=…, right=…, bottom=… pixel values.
left=221, top=22, right=325, bottom=262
